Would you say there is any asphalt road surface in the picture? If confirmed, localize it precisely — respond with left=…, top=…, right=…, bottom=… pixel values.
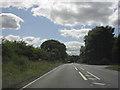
left=21, top=63, right=119, bottom=89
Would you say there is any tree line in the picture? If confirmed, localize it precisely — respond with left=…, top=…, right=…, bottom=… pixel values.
left=1, top=26, right=119, bottom=65
left=79, top=26, right=120, bottom=65
left=2, top=39, right=67, bottom=63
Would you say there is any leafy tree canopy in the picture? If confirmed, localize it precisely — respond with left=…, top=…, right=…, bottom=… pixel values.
left=41, top=40, right=67, bottom=61
left=80, top=26, right=115, bottom=64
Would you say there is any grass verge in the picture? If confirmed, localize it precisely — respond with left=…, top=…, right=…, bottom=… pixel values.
left=105, top=65, right=120, bottom=71
left=2, top=58, right=63, bottom=88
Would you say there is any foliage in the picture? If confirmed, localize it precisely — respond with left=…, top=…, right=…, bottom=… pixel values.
left=2, top=39, right=67, bottom=62
left=111, top=37, right=119, bottom=64
left=1, top=39, right=65, bottom=88
left=41, top=40, right=67, bottom=61
left=105, top=65, right=120, bottom=71
left=79, top=46, right=86, bottom=63
left=80, top=26, right=115, bottom=64
left=67, top=55, right=80, bottom=63
left=116, top=34, right=120, bottom=64
left=2, top=40, right=40, bottom=62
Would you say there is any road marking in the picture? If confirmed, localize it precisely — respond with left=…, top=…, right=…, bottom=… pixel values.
left=73, top=65, right=78, bottom=70
left=87, top=71, right=100, bottom=80
left=78, top=71, right=88, bottom=80
left=74, top=67, right=78, bottom=70
left=85, top=74, right=91, bottom=77
left=79, top=67, right=84, bottom=70
left=19, top=65, right=61, bottom=90
left=93, top=82, right=105, bottom=85
left=89, top=78, right=97, bottom=80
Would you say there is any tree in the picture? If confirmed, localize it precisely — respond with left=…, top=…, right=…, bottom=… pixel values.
left=112, top=37, right=118, bottom=64
left=2, top=39, right=42, bottom=62
left=67, top=55, right=80, bottom=63
left=2, top=40, right=15, bottom=62
left=117, top=34, right=120, bottom=63
left=79, top=46, right=86, bottom=63
left=41, top=40, right=67, bottom=61
left=112, top=34, right=120, bottom=64
left=81, top=26, right=114, bottom=64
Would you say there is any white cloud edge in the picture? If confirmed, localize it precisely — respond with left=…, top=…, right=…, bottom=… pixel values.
left=31, top=1, right=118, bottom=27
left=0, top=13, right=24, bottom=30
left=1, top=0, right=118, bottom=3
left=0, top=35, right=47, bottom=47
left=0, top=1, right=119, bottom=27
left=63, top=41, right=84, bottom=55
left=59, top=28, right=91, bottom=40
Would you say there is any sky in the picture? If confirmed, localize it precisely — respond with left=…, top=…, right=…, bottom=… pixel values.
left=0, top=0, right=119, bottom=55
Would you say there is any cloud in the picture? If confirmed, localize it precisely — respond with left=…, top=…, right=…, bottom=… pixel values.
left=31, top=2, right=118, bottom=26
left=64, top=41, right=84, bottom=55
left=0, top=36, right=3, bottom=44
left=60, top=28, right=91, bottom=40
left=22, top=36, right=44, bottom=45
left=109, top=9, right=118, bottom=26
left=1, top=0, right=116, bottom=8
left=5, top=35, right=21, bottom=41
left=118, top=2, right=120, bottom=28
left=0, top=13, right=24, bottom=30
left=1, top=1, right=118, bottom=27
left=0, top=0, right=36, bottom=9
left=1, top=35, right=47, bottom=47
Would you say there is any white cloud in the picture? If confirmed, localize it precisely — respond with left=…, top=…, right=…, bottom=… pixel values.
left=0, top=0, right=36, bottom=9
left=0, top=36, right=3, bottom=39
left=22, top=36, right=43, bottom=45
left=0, top=36, right=3, bottom=44
left=5, top=35, right=21, bottom=41
left=118, top=2, right=120, bottom=28
left=1, top=0, right=116, bottom=8
left=109, top=9, right=118, bottom=26
left=60, top=28, right=91, bottom=39
left=64, top=41, right=84, bottom=55
left=0, top=13, right=24, bottom=30
left=40, top=39, right=47, bottom=43
left=31, top=2, right=118, bottom=26
left=0, top=1, right=118, bottom=27
left=1, top=35, right=47, bottom=47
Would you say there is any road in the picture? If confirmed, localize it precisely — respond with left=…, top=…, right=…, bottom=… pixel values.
left=21, top=63, right=119, bottom=89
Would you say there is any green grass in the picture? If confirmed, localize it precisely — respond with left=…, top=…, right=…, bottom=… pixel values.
left=2, top=58, right=63, bottom=88
left=105, top=65, right=120, bottom=71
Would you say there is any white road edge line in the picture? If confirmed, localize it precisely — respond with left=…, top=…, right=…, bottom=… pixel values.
left=87, top=71, right=100, bottom=80
left=79, top=67, right=84, bottom=70
left=19, top=65, right=61, bottom=90
left=78, top=71, right=88, bottom=80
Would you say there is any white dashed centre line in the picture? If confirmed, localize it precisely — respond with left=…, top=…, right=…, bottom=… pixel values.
left=79, top=67, right=85, bottom=70
left=87, top=71, right=100, bottom=80
left=74, top=67, right=78, bottom=70
left=78, top=71, right=88, bottom=80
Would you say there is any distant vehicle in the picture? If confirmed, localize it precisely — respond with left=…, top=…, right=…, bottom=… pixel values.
left=67, top=61, right=72, bottom=63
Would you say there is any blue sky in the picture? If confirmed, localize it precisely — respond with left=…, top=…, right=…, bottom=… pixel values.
left=2, top=7, right=88, bottom=42
left=0, top=1, right=119, bottom=55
